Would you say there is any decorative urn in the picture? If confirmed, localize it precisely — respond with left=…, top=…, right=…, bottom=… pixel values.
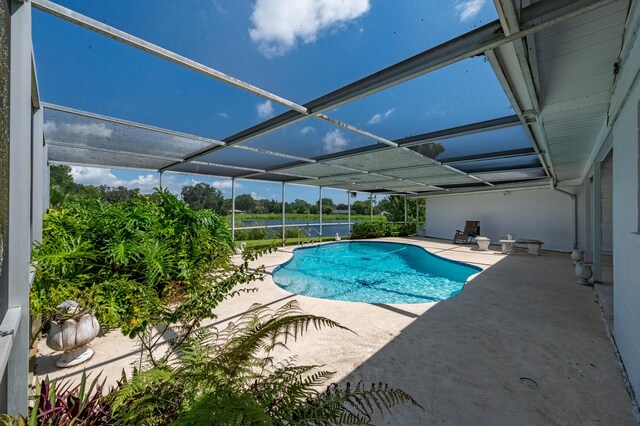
left=571, top=249, right=584, bottom=264
left=46, top=300, right=100, bottom=368
left=575, top=262, right=593, bottom=286
left=475, top=236, right=491, bottom=251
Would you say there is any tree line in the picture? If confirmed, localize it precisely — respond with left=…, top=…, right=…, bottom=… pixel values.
left=50, top=165, right=424, bottom=222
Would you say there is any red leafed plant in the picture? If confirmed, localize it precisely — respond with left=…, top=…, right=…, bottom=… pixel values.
left=0, top=371, right=113, bottom=426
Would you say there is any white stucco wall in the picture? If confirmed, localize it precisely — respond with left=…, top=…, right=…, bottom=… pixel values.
left=425, top=187, right=574, bottom=251
left=611, top=56, right=640, bottom=403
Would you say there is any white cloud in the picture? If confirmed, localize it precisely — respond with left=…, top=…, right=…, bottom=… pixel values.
left=211, top=180, right=235, bottom=190
left=367, top=108, right=396, bottom=125
left=71, top=166, right=160, bottom=193
left=249, top=0, right=370, bottom=57
left=455, top=0, right=485, bottom=22
left=250, top=191, right=265, bottom=200
left=71, top=166, right=120, bottom=186
left=70, top=166, right=240, bottom=197
left=127, top=174, right=159, bottom=193
left=44, top=121, right=113, bottom=141
left=323, top=129, right=348, bottom=154
left=300, top=126, right=315, bottom=135
left=368, top=113, right=382, bottom=125
left=256, top=100, right=275, bottom=119
left=216, top=112, right=229, bottom=119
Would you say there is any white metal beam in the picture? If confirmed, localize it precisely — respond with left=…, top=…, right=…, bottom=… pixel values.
left=31, top=0, right=309, bottom=115
left=160, top=0, right=617, bottom=173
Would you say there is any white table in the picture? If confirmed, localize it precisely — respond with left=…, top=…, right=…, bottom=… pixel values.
left=498, top=239, right=516, bottom=254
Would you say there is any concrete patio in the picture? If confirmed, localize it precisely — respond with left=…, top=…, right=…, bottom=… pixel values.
left=35, top=238, right=637, bottom=424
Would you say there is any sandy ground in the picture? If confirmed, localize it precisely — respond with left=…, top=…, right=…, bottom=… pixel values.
left=35, top=237, right=637, bottom=425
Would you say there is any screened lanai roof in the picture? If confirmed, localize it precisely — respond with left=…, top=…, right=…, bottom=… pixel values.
left=36, top=0, right=626, bottom=196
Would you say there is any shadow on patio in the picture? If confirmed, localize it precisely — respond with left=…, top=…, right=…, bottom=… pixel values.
left=333, top=249, right=635, bottom=425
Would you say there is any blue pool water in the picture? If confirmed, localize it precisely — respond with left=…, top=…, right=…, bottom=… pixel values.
left=272, top=241, right=482, bottom=304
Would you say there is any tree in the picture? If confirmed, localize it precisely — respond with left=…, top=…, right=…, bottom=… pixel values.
left=181, top=183, right=226, bottom=214
left=286, top=199, right=312, bottom=214
left=100, top=185, right=140, bottom=203
left=335, top=203, right=348, bottom=211
left=410, top=142, right=446, bottom=160
left=316, top=197, right=335, bottom=215
left=351, top=200, right=370, bottom=215
left=234, top=193, right=256, bottom=213
left=49, top=164, right=100, bottom=207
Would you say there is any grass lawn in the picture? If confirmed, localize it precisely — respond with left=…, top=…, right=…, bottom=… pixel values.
left=235, top=236, right=348, bottom=250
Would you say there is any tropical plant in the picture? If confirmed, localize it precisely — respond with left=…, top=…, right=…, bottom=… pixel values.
left=110, top=300, right=422, bottom=425
left=0, top=372, right=112, bottom=426
left=31, top=188, right=269, bottom=364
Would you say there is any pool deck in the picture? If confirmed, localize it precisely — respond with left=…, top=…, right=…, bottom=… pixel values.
left=34, top=237, right=637, bottom=424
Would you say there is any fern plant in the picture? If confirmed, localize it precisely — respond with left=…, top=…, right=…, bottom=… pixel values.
left=110, top=300, right=422, bottom=425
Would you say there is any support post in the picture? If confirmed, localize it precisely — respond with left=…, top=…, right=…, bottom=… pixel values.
left=347, top=191, right=351, bottom=237
left=43, top=150, right=50, bottom=209
left=231, top=178, right=236, bottom=242
left=592, top=162, right=602, bottom=282
left=31, top=107, right=44, bottom=244
left=369, top=193, right=373, bottom=221
left=416, top=200, right=419, bottom=233
left=424, top=198, right=427, bottom=233
left=159, top=171, right=163, bottom=190
left=6, top=0, right=32, bottom=415
left=404, top=195, right=408, bottom=225
left=319, top=187, right=323, bottom=239
left=281, top=182, right=285, bottom=246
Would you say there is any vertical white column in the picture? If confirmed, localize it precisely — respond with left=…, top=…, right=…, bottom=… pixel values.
left=31, top=107, right=44, bottom=245
left=416, top=200, right=419, bottom=233
left=369, top=193, right=373, bottom=221
left=231, top=178, right=236, bottom=242
left=159, top=171, right=163, bottom=190
left=7, top=0, right=32, bottom=415
left=592, top=162, right=602, bottom=282
left=319, top=187, right=323, bottom=239
left=404, top=195, right=408, bottom=225
left=424, top=198, right=427, bottom=234
left=281, top=182, right=285, bottom=246
left=347, top=190, right=351, bottom=237
left=43, top=147, right=50, bottom=209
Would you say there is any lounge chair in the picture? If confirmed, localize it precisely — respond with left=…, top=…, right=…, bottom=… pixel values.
left=452, top=221, right=480, bottom=244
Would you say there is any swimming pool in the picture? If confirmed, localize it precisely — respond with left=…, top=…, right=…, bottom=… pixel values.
left=272, top=241, right=481, bottom=304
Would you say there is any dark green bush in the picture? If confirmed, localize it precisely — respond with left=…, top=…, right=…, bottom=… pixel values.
left=31, top=189, right=263, bottom=341
left=351, top=221, right=418, bottom=239
left=351, top=221, right=392, bottom=239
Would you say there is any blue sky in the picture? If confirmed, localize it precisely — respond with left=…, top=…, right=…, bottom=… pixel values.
left=34, top=0, right=510, bottom=203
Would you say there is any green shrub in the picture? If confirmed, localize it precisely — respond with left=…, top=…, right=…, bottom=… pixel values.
left=350, top=221, right=392, bottom=239
left=31, top=189, right=268, bottom=365
left=234, top=226, right=268, bottom=241
left=351, top=221, right=419, bottom=239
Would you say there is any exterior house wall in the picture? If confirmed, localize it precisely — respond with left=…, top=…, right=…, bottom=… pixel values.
left=611, top=55, right=640, bottom=404
left=425, top=188, right=574, bottom=251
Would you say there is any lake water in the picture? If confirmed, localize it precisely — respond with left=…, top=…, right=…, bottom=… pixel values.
left=236, top=219, right=352, bottom=238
